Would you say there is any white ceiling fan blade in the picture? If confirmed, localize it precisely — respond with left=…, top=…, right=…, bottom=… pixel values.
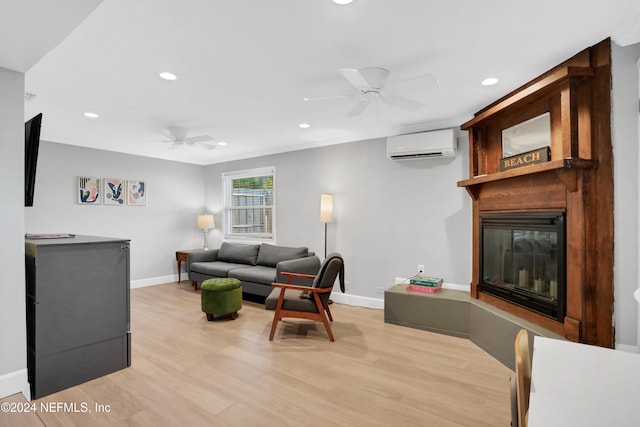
left=339, top=68, right=372, bottom=90
left=167, top=143, right=181, bottom=150
left=381, top=95, right=424, bottom=112
left=187, top=135, right=214, bottom=143
left=347, top=100, right=370, bottom=116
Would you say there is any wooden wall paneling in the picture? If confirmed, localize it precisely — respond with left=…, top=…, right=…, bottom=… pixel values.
left=577, top=82, right=593, bottom=159
left=581, top=169, right=599, bottom=345
left=564, top=170, right=586, bottom=341
left=486, top=124, right=502, bottom=174
left=471, top=201, right=480, bottom=298
left=476, top=175, right=566, bottom=212
left=471, top=129, right=481, bottom=177
left=589, top=39, right=614, bottom=347
left=549, top=95, right=564, bottom=161
left=560, top=83, right=580, bottom=158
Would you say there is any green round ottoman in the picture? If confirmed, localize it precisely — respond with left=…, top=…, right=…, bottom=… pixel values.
left=201, top=278, right=242, bottom=320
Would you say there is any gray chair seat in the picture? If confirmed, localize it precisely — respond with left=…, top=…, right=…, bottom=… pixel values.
left=265, top=289, right=317, bottom=312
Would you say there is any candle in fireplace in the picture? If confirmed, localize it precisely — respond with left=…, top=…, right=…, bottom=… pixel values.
left=518, top=268, right=529, bottom=288
left=550, top=279, right=558, bottom=299
left=534, top=278, right=544, bottom=293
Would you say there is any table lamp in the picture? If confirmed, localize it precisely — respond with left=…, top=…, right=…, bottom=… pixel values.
left=197, top=214, right=215, bottom=250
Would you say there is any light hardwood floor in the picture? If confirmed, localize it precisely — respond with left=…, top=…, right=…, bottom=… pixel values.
left=1, top=283, right=512, bottom=426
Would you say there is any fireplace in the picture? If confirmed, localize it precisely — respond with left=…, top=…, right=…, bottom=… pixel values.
left=457, top=39, right=614, bottom=346
left=480, top=213, right=566, bottom=322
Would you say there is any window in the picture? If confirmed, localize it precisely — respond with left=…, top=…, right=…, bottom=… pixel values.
left=222, top=167, right=275, bottom=241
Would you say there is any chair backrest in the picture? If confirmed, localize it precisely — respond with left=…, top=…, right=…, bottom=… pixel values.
left=311, top=253, right=343, bottom=306
left=515, top=329, right=532, bottom=427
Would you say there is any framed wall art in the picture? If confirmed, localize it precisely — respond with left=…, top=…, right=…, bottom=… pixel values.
left=127, top=180, right=146, bottom=206
left=103, top=178, right=126, bottom=205
left=78, top=176, right=101, bottom=204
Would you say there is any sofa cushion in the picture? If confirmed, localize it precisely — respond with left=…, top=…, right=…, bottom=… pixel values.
left=228, top=265, right=277, bottom=285
left=256, top=244, right=308, bottom=268
left=190, top=261, right=249, bottom=277
left=217, top=242, right=260, bottom=265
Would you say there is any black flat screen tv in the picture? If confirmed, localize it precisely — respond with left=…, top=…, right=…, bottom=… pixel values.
left=25, top=113, right=42, bottom=207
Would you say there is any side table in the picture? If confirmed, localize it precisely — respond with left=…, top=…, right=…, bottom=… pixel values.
left=176, top=249, right=203, bottom=284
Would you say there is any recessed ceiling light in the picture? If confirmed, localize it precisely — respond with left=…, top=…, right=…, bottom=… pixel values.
left=481, top=77, right=499, bottom=86
left=84, top=112, right=99, bottom=118
left=298, top=123, right=311, bottom=129
left=159, top=72, right=177, bottom=81
left=217, top=141, right=227, bottom=146
left=333, top=0, right=354, bottom=4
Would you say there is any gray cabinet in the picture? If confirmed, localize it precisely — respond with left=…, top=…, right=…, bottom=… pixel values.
left=25, top=235, right=131, bottom=399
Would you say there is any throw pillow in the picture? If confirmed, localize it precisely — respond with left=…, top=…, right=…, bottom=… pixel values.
left=256, top=244, right=307, bottom=267
left=217, top=242, right=260, bottom=265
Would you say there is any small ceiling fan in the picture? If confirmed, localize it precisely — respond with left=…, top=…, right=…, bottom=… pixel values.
left=161, top=126, right=216, bottom=150
left=305, top=67, right=437, bottom=116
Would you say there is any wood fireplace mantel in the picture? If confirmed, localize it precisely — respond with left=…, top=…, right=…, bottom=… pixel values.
left=457, top=39, right=614, bottom=348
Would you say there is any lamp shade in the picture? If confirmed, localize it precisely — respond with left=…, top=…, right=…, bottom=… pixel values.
left=320, top=194, right=333, bottom=223
left=197, top=214, right=215, bottom=229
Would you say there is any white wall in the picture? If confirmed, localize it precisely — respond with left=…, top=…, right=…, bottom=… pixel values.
left=0, top=67, right=29, bottom=399
left=611, top=41, right=640, bottom=350
left=25, top=141, right=206, bottom=286
left=205, top=134, right=472, bottom=304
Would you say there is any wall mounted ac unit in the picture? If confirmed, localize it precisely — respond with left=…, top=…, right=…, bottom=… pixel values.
left=386, top=128, right=457, bottom=160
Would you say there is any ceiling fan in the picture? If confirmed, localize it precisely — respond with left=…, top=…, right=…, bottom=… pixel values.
left=305, top=67, right=437, bottom=116
left=161, top=126, right=216, bottom=150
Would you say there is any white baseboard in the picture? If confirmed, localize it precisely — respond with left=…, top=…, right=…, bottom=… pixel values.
left=131, top=275, right=177, bottom=289
left=616, top=343, right=640, bottom=353
left=331, top=293, right=384, bottom=309
left=0, top=368, right=30, bottom=401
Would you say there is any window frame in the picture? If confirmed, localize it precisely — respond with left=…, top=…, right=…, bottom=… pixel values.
left=221, top=166, right=276, bottom=243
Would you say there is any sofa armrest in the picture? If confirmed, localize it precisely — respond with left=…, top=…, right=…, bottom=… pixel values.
left=276, top=256, right=321, bottom=286
left=187, top=249, right=219, bottom=273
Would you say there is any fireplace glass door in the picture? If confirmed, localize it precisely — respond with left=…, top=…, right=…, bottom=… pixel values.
left=480, top=213, right=565, bottom=321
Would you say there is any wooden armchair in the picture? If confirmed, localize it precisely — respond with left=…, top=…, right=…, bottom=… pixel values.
left=265, top=253, right=344, bottom=341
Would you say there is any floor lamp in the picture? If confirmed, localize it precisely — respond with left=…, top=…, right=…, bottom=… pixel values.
left=320, top=194, right=333, bottom=258
left=197, top=214, right=215, bottom=250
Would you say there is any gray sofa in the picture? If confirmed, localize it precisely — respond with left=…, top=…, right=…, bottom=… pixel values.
left=187, top=242, right=321, bottom=297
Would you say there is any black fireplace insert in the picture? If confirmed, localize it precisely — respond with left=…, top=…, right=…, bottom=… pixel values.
left=480, top=212, right=566, bottom=322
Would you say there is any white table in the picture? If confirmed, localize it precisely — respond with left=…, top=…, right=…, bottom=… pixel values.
left=528, top=336, right=640, bottom=427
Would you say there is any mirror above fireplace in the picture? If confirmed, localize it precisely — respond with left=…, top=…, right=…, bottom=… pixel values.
left=501, top=112, right=551, bottom=157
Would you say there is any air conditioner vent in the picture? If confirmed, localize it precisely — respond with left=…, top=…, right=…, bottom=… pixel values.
left=387, top=128, right=457, bottom=160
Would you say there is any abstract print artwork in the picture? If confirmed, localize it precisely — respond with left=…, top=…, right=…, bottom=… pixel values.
left=127, top=180, right=146, bottom=206
left=103, top=178, right=126, bottom=205
left=78, top=176, right=101, bottom=204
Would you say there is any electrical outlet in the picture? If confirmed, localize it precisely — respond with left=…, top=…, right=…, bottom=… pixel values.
left=418, top=264, right=425, bottom=274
